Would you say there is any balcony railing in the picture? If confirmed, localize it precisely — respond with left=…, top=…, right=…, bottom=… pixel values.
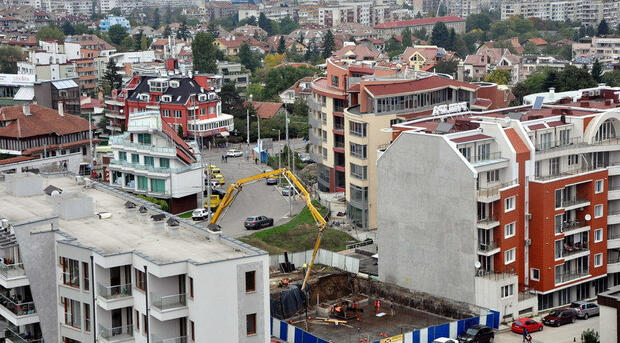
left=561, top=220, right=586, bottom=233
left=562, top=241, right=589, bottom=257
left=477, top=179, right=518, bottom=199
left=562, top=197, right=589, bottom=208
left=97, top=283, right=132, bottom=299
left=536, top=166, right=602, bottom=181
left=0, top=293, right=35, bottom=316
left=109, top=134, right=176, bottom=154
left=5, top=325, right=43, bottom=342
left=334, top=123, right=344, bottom=131
left=555, top=271, right=589, bottom=284
left=477, top=215, right=498, bottom=225
left=535, top=137, right=581, bottom=152
left=110, top=159, right=201, bottom=174
left=153, top=336, right=187, bottom=343
left=465, top=152, right=506, bottom=165
left=150, top=293, right=186, bottom=311
left=478, top=241, right=498, bottom=252
left=0, top=263, right=25, bottom=279
left=334, top=141, right=345, bottom=149
left=98, top=324, right=134, bottom=339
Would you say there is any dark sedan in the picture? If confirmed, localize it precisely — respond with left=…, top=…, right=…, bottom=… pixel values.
left=542, top=309, right=576, bottom=327
left=244, top=216, right=274, bottom=230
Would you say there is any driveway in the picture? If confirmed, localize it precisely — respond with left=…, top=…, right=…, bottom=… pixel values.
left=495, top=316, right=599, bottom=343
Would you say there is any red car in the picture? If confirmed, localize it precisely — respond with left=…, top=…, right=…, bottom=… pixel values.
left=511, top=318, right=543, bottom=334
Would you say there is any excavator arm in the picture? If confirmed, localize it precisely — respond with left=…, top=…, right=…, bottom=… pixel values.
left=208, top=168, right=326, bottom=291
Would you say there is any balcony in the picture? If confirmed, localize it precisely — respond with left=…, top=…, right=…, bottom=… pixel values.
left=560, top=220, right=590, bottom=234
left=0, top=293, right=37, bottom=326
left=5, top=324, right=42, bottom=343
left=96, top=283, right=133, bottom=310
left=477, top=179, right=518, bottom=203
left=98, top=325, right=134, bottom=343
left=555, top=271, right=589, bottom=285
left=105, top=111, right=125, bottom=120
left=109, top=159, right=200, bottom=174
left=476, top=216, right=499, bottom=230
left=308, top=116, right=320, bottom=128
left=608, top=231, right=620, bottom=249
left=465, top=152, right=508, bottom=168
left=109, top=134, right=176, bottom=156
left=608, top=209, right=620, bottom=225
left=477, top=241, right=500, bottom=256
left=308, top=99, right=322, bottom=111
left=608, top=185, right=620, bottom=200
left=560, top=197, right=590, bottom=211
left=153, top=336, right=187, bottom=343
left=0, top=263, right=28, bottom=289
left=535, top=137, right=581, bottom=153
left=309, top=132, right=322, bottom=146
left=561, top=242, right=590, bottom=260
left=608, top=257, right=620, bottom=274
left=150, top=293, right=187, bottom=321
left=536, top=166, right=602, bottom=182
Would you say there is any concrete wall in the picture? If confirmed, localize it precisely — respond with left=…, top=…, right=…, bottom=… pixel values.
left=474, top=274, right=518, bottom=319
left=268, top=249, right=360, bottom=274
left=377, top=132, right=478, bottom=303
left=6, top=174, right=43, bottom=197
left=599, top=304, right=617, bottom=343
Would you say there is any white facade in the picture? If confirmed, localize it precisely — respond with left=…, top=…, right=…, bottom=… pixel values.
left=501, top=0, right=620, bottom=27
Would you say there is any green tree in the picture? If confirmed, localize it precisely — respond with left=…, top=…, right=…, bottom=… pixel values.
left=401, top=28, right=412, bottom=47
left=140, top=35, right=148, bottom=50
left=0, top=46, right=23, bottom=73
left=103, top=59, right=122, bottom=94
left=177, top=125, right=184, bottom=138
left=277, top=35, right=286, bottom=54
left=62, top=21, right=74, bottom=35
left=617, top=23, right=620, bottom=35
left=431, top=22, right=450, bottom=49
left=108, top=24, right=128, bottom=45
left=258, top=13, right=273, bottom=36
left=453, top=35, right=469, bottom=58
left=177, top=19, right=190, bottom=40
left=163, top=25, right=172, bottom=38
left=152, top=8, right=160, bottom=29
left=466, top=12, right=492, bottom=32
left=434, top=58, right=459, bottom=75
left=556, top=65, right=597, bottom=91
left=36, top=25, right=65, bottom=41
left=278, top=17, right=298, bottom=35
left=447, top=28, right=456, bottom=50
left=220, top=82, right=243, bottom=115
left=543, top=69, right=558, bottom=91
left=73, top=23, right=92, bottom=35
left=597, top=19, right=609, bottom=36
left=591, top=59, right=603, bottom=83
left=484, top=69, right=512, bottom=85
left=602, top=70, right=620, bottom=87
left=239, top=43, right=260, bottom=72
left=581, top=329, right=599, bottom=343
left=120, top=36, right=135, bottom=51
left=207, top=22, right=219, bottom=38
left=322, top=30, right=335, bottom=59
left=292, top=99, right=309, bottom=117
left=192, top=31, right=217, bottom=74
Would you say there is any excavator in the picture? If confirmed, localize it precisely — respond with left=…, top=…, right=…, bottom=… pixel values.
left=208, top=168, right=327, bottom=292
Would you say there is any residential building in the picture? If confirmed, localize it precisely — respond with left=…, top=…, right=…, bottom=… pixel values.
left=39, top=0, right=94, bottom=16
left=598, top=286, right=619, bottom=343
left=0, top=172, right=269, bottom=343
left=108, top=111, right=203, bottom=213
left=98, top=16, right=131, bottom=31
left=218, top=61, right=250, bottom=92
left=204, top=1, right=237, bottom=20
left=573, top=36, right=620, bottom=65
left=522, top=56, right=569, bottom=80
left=279, top=76, right=314, bottom=104
left=245, top=101, right=287, bottom=119
left=0, top=104, right=93, bottom=159
left=99, top=0, right=121, bottom=14
left=215, top=36, right=245, bottom=57
left=464, top=47, right=523, bottom=84
left=501, top=0, right=620, bottom=28
left=0, top=73, right=34, bottom=106
left=400, top=45, right=450, bottom=71
left=33, top=79, right=81, bottom=115
left=378, top=86, right=620, bottom=319
left=238, top=4, right=260, bottom=21
left=309, top=58, right=509, bottom=229
left=374, top=16, right=466, bottom=39
left=447, top=0, right=497, bottom=17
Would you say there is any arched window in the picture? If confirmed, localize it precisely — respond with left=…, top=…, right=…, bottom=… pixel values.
left=595, top=119, right=616, bottom=142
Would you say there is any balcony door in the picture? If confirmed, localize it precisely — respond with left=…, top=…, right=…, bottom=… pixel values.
left=111, top=267, right=120, bottom=287
left=112, top=309, right=122, bottom=335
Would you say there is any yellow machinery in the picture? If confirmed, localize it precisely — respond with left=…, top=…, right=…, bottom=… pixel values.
left=209, top=168, right=326, bottom=291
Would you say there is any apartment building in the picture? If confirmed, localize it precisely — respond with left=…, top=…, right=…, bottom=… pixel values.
left=217, top=61, right=250, bottom=93
left=105, top=70, right=231, bottom=142
left=447, top=0, right=496, bottom=18
left=573, top=36, right=620, bottom=65
left=33, top=79, right=81, bottom=115
left=0, top=172, right=270, bottom=343
left=308, top=58, right=509, bottom=229
left=108, top=111, right=202, bottom=214
left=374, top=16, right=466, bottom=39
left=501, top=0, right=619, bottom=28
left=378, top=86, right=620, bottom=318
left=464, top=47, right=523, bottom=84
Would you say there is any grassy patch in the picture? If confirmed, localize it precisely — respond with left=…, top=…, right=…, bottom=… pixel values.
left=178, top=211, right=193, bottom=218
left=239, top=201, right=358, bottom=254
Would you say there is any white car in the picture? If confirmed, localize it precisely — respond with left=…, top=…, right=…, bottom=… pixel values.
left=226, top=149, right=243, bottom=157
left=432, top=338, right=457, bottom=343
left=191, top=208, right=210, bottom=221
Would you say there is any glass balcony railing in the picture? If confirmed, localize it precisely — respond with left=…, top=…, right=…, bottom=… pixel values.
left=110, top=159, right=201, bottom=174
left=153, top=336, right=187, bottom=343
left=535, top=137, right=581, bottom=152
left=561, top=220, right=586, bottom=233
left=562, top=197, right=589, bottom=208
left=555, top=271, right=588, bottom=284
left=150, top=293, right=187, bottom=311
left=5, top=325, right=43, bottom=342
left=477, top=179, right=518, bottom=199
left=0, top=293, right=35, bottom=316
left=109, top=134, right=176, bottom=154
left=97, top=283, right=132, bottom=299
left=98, top=324, right=133, bottom=339
left=0, top=263, right=26, bottom=279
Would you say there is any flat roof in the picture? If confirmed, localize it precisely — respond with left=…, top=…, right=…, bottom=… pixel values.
left=0, top=175, right=260, bottom=265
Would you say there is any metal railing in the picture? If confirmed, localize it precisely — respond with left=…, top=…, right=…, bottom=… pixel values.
left=109, top=134, right=177, bottom=154
left=0, top=293, right=35, bottom=316
left=98, top=324, right=134, bottom=339
left=562, top=197, right=589, bottom=208
left=477, top=215, right=498, bottom=226
left=5, top=325, right=43, bottom=343
left=334, top=123, right=344, bottom=131
left=561, top=220, right=585, bottom=233
left=465, top=152, right=506, bottom=165
left=153, top=336, right=187, bottom=343
left=308, top=116, right=321, bottom=128
left=334, top=141, right=345, bottom=149
left=150, top=293, right=187, bottom=311
left=562, top=242, right=589, bottom=257
left=477, top=179, right=518, bottom=199
left=110, top=159, right=201, bottom=174
left=478, top=241, right=498, bottom=252
left=97, top=283, right=132, bottom=299
left=535, top=137, right=582, bottom=152
left=537, top=166, right=602, bottom=181
left=608, top=230, right=620, bottom=240
left=0, top=262, right=25, bottom=279
left=555, top=271, right=588, bottom=284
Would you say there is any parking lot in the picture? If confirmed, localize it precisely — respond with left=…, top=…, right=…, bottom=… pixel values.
left=495, top=316, right=599, bottom=343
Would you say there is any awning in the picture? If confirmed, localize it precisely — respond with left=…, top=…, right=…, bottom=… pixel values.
left=219, top=131, right=230, bottom=137
left=13, top=86, right=34, bottom=101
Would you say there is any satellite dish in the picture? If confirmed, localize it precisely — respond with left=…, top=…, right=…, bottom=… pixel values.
left=585, top=214, right=591, bottom=221
left=474, top=261, right=482, bottom=269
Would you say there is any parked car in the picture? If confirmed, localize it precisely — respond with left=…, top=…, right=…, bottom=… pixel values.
left=244, top=216, right=274, bottom=230
left=542, top=308, right=576, bottom=326
left=457, top=325, right=494, bottom=343
left=433, top=338, right=458, bottom=343
left=281, top=186, right=297, bottom=196
left=266, top=175, right=278, bottom=185
left=191, top=208, right=210, bottom=221
left=570, top=301, right=599, bottom=319
left=214, top=174, right=226, bottom=185
left=299, top=153, right=314, bottom=163
left=511, top=318, right=543, bottom=334
left=226, top=149, right=243, bottom=157
left=204, top=195, right=221, bottom=210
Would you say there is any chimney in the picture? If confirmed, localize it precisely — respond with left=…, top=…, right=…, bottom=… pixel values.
left=22, top=104, right=31, bottom=116
left=549, top=87, right=555, bottom=100
left=58, top=101, right=64, bottom=116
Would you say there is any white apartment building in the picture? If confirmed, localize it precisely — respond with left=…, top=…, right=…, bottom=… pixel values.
left=0, top=172, right=270, bottom=343
left=501, top=0, right=619, bottom=27
left=573, top=36, right=620, bottom=65
left=447, top=0, right=495, bottom=18
left=17, top=41, right=81, bottom=82
left=108, top=111, right=203, bottom=214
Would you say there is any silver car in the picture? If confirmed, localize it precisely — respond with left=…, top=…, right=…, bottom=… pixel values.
left=570, top=301, right=599, bottom=319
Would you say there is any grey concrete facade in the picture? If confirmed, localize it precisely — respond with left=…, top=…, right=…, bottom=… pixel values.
left=377, top=132, right=478, bottom=302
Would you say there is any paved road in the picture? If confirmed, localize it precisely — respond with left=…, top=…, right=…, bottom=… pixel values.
left=195, top=144, right=306, bottom=238
left=495, top=316, right=599, bottom=343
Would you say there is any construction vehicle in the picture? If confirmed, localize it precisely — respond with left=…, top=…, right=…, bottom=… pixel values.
left=204, top=194, right=221, bottom=210
left=209, top=168, right=326, bottom=291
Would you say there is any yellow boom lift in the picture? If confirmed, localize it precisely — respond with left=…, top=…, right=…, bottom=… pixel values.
left=209, top=168, right=326, bottom=291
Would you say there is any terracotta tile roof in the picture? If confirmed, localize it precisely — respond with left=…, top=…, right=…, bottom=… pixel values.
left=216, top=37, right=245, bottom=48
left=22, top=138, right=100, bottom=155
left=504, top=128, right=529, bottom=155
left=0, top=104, right=90, bottom=138
left=401, top=46, right=439, bottom=63
left=0, top=155, right=37, bottom=165
left=333, top=45, right=380, bottom=60
left=451, top=134, right=492, bottom=143
left=160, top=120, right=195, bottom=164
left=375, top=16, right=463, bottom=29
left=527, top=38, right=548, bottom=46
left=245, top=101, right=284, bottom=119
left=472, top=98, right=492, bottom=109
left=364, top=76, right=479, bottom=97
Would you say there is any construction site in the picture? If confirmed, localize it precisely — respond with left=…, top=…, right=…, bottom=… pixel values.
left=269, top=262, right=489, bottom=343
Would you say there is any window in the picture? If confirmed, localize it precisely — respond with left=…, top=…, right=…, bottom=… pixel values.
left=459, top=147, right=471, bottom=161
left=135, top=269, right=146, bottom=291
left=349, top=121, right=367, bottom=137
left=595, top=204, right=603, bottom=218
left=594, top=253, right=603, bottom=267
left=118, top=151, right=127, bottom=161
left=62, top=297, right=81, bottom=329
left=82, top=262, right=89, bottom=291
left=190, top=320, right=195, bottom=341
left=530, top=268, right=540, bottom=281
left=189, top=276, right=194, bottom=298
left=143, top=314, right=148, bottom=334
left=60, top=257, right=80, bottom=288
left=477, top=143, right=490, bottom=161
left=559, top=129, right=570, bottom=145
left=500, top=284, right=514, bottom=298
left=539, top=132, right=552, bottom=150
left=350, top=163, right=367, bottom=180
left=504, top=222, right=515, bottom=238
left=568, top=154, right=579, bottom=166
left=504, top=248, right=515, bottom=265
left=549, top=157, right=560, bottom=176
left=162, top=109, right=170, bottom=117
left=151, top=179, right=165, bottom=193
left=137, top=133, right=151, bottom=144
left=132, top=154, right=139, bottom=164
left=555, top=189, right=562, bottom=208
left=137, top=176, right=148, bottom=191
left=504, top=196, right=515, bottom=212
left=595, top=228, right=603, bottom=242
left=174, top=110, right=182, bottom=118
left=331, top=75, right=339, bottom=87
left=84, top=303, right=90, bottom=332
left=135, top=310, right=140, bottom=331
left=350, top=142, right=367, bottom=159
left=595, top=119, right=616, bottom=142
left=535, top=161, right=541, bottom=177
left=555, top=239, right=563, bottom=259
left=555, top=214, right=564, bottom=234
left=144, top=156, right=154, bottom=167
left=595, top=180, right=604, bottom=193
left=487, top=170, right=499, bottom=183
left=246, top=313, right=257, bottom=335
left=160, top=158, right=169, bottom=168
left=245, top=271, right=256, bottom=292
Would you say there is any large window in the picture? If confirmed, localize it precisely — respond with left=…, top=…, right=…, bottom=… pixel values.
left=62, top=297, right=81, bottom=329
left=118, top=151, right=127, bottom=161
left=84, top=303, right=90, bottom=332
left=60, top=257, right=80, bottom=288
left=549, top=157, right=560, bottom=176
left=150, top=179, right=165, bottom=193
left=594, top=253, right=603, bottom=267
left=350, top=163, right=367, bottom=180
left=375, top=88, right=454, bottom=114
left=350, top=142, right=367, bottom=159
left=159, top=158, right=170, bottom=168
left=246, top=313, right=257, bottom=335
left=595, top=180, right=604, bottom=193
left=595, top=119, right=616, bottom=142
left=82, top=262, right=89, bottom=291
left=349, top=184, right=368, bottom=205
left=144, top=156, right=154, bottom=167
left=135, top=269, right=146, bottom=291
left=349, top=121, right=367, bottom=137
left=137, top=133, right=151, bottom=144
left=245, top=271, right=256, bottom=292
left=504, top=248, right=515, bottom=265
left=137, top=176, right=148, bottom=191
left=555, top=239, right=563, bottom=259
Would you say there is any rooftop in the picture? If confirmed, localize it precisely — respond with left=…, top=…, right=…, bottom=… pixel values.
left=375, top=16, right=464, bottom=29
left=0, top=174, right=261, bottom=264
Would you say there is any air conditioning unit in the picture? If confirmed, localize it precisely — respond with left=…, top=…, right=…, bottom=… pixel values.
left=525, top=238, right=532, bottom=246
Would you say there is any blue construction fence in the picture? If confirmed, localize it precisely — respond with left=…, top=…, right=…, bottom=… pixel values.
left=271, top=310, right=500, bottom=343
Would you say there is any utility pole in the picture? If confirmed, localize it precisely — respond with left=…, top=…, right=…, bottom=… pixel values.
left=88, top=109, right=94, bottom=170
left=285, top=111, right=292, bottom=217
